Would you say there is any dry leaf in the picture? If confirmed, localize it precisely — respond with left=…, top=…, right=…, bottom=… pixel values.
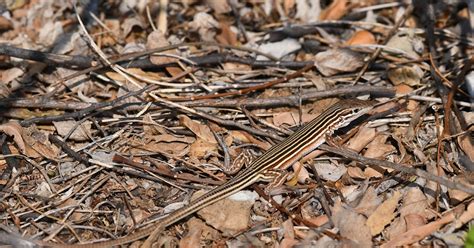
left=355, top=187, right=381, bottom=216
left=179, top=115, right=217, bottom=144
left=283, top=0, right=296, bottom=15
left=313, top=162, right=347, bottom=182
left=101, top=19, right=120, bottom=47
left=314, top=49, right=364, bottom=76
left=281, top=218, right=295, bottom=239
left=332, top=200, right=373, bottom=247
left=347, top=126, right=376, bottom=153
left=382, top=212, right=455, bottom=248
left=189, top=12, right=219, bottom=42
left=190, top=138, right=217, bottom=158
left=346, top=30, right=376, bottom=45
left=230, top=130, right=271, bottom=150
left=179, top=223, right=202, bottom=248
left=206, top=0, right=231, bottom=14
left=404, top=213, right=426, bottom=230
left=454, top=201, right=474, bottom=229
left=35, top=181, right=53, bottom=198
left=2, top=67, right=24, bottom=85
left=347, top=166, right=366, bottom=179
left=196, top=190, right=256, bottom=236
left=388, top=66, right=424, bottom=86
left=22, top=126, right=59, bottom=160
left=256, top=38, right=301, bottom=60
left=448, top=176, right=471, bottom=204
left=386, top=188, right=430, bottom=239
left=0, top=16, right=13, bottom=30
left=140, top=139, right=189, bottom=156
left=280, top=236, right=299, bottom=248
left=38, top=21, right=63, bottom=47
left=53, top=120, right=92, bottom=142
left=122, top=16, right=145, bottom=38
left=295, top=0, right=321, bottom=22
left=307, top=215, right=329, bottom=227
left=394, top=84, right=418, bottom=110
left=143, top=114, right=165, bottom=136
left=363, top=167, right=383, bottom=178
left=59, top=198, right=84, bottom=221
left=458, top=133, right=474, bottom=161
left=366, top=191, right=401, bottom=236
left=216, top=22, right=238, bottom=46
left=290, top=161, right=309, bottom=183
left=146, top=30, right=175, bottom=65
left=385, top=30, right=422, bottom=59
left=320, top=0, right=348, bottom=20
left=0, top=121, right=26, bottom=154
left=364, top=134, right=395, bottom=159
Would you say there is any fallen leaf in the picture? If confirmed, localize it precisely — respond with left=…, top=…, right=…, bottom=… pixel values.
left=222, top=62, right=251, bottom=71
left=190, top=138, right=217, bottom=158
left=455, top=201, right=474, bottom=229
left=458, top=132, right=474, bottom=161
left=382, top=212, right=455, bottom=248
left=256, top=38, right=301, bottom=60
left=314, top=49, right=364, bottom=76
left=320, top=0, right=348, bottom=20
left=388, top=66, right=424, bottom=86
left=347, top=166, right=366, bottom=179
left=363, top=167, right=383, bottom=178
left=139, top=139, right=189, bottom=156
left=0, top=121, right=27, bottom=154
left=216, top=21, right=237, bottom=45
left=307, top=215, right=329, bottom=227
left=101, top=19, right=120, bottom=47
left=2, top=67, right=24, bottom=85
left=179, top=222, right=202, bottom=248
left=179, top=115, right=217, bottom=144
left=195, top=190, right=257, bottom=236
left=206, top=0, right=231, bottom=14
left=189, top=12, right=219, bottom=42
left=53, top=120, right=92, bottom=142
left=146, top=30, right=175, bottom=65
left=22, top=126, right=59, bottom=160
left=346, top=30, right=376, bottom=45
left=332, top=200, right=373, bottom=247
left=355, top=187, right=381, bottom=216
left=404, top=213, right=426, bottom=230
left=294, top=0, right=321, bottom=22
left=38, top=21, right=63, bottom=47
left=448, top=176, right=471, bottom=204
left=364, top=134, right=395, bottom=159
left=385, top=30, right=422, bottom=59
left=366, top=191, right=401, bottom=236
left=0, top=16, right=13, bottom=30
left=230, top=130, right=271, bottom=150
left=313, top=161, right=347, bottom=182
left=281, top=218, right=295, bottom=239
left=122, top=16, right=145, bottom=38
left=35, top=181, right=53, bottom=198
left=385, top=188, right=430, bottom=239
left=280, top=236, right=298, bottom=248
left=290, top=161, right=309, bottom=184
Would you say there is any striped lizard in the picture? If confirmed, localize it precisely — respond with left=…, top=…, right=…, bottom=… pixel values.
left=31, top=99, right=374, bottom=248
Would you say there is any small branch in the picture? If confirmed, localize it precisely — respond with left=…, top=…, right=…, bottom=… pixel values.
left=318, top=144, right=474, bottom=195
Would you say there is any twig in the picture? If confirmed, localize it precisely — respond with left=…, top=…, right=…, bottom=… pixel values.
left=318, top=144, right=474, bottom=195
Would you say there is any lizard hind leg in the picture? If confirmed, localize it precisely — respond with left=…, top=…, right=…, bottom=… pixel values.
left=225, top=148, right=258, bottom=175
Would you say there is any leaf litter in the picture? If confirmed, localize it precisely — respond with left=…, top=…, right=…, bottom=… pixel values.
left=0, top=1, right=472, bottom=247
